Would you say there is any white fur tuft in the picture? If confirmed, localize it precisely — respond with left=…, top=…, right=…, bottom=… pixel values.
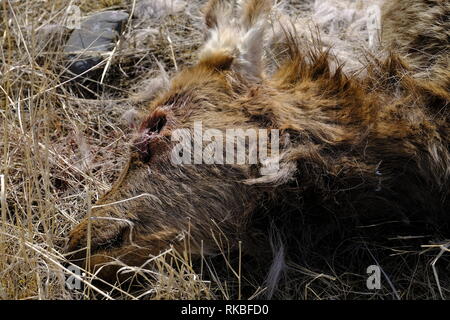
left=133, top=0, right=186, bottom=19
left=200, top=0, right=271, bottom=81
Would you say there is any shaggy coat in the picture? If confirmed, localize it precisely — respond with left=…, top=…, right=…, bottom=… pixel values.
left=66, top=0, right=450, bottom=296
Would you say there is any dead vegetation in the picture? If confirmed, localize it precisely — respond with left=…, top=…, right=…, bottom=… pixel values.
left=0, top=0, right=449, bottom=300
left=0, top=0, right=210, bottom=300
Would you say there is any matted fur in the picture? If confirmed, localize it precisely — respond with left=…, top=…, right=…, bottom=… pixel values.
left=382, top=0, right=450, bottom=83
left=66, top=0, right=450, bottom=298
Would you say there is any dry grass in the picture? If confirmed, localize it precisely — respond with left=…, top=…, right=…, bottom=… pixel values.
left=0, top=0, right=268, bottom=300
left=0, top=0, right=213, bottom=300
left=0, top=0, right=449, bottom=300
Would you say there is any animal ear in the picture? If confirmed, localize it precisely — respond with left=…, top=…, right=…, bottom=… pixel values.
left=239, top=0, right=272, bottom=30
left=199, top=0, right=272, bottom=82
left=202, top=0, right=234, bottom=30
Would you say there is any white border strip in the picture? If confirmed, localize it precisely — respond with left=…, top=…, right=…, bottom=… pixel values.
left=0, top=174, right=4, bottom=206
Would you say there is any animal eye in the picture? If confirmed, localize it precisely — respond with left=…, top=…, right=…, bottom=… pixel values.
left=149, top=115, right=167, bottom=134
left=132, top=109, right=169, bottom=163
left=140, top=109, right=167, bottom=134
left=95, top=226, right=128, bottom=252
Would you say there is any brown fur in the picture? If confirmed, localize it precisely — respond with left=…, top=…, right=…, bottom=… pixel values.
left=382, top=0, right=450, bottom=92
left=66, top=0, right=450, bottom=296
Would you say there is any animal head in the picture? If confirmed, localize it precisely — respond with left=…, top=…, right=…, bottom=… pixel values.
left=66, top=0, right=450, bottom=289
